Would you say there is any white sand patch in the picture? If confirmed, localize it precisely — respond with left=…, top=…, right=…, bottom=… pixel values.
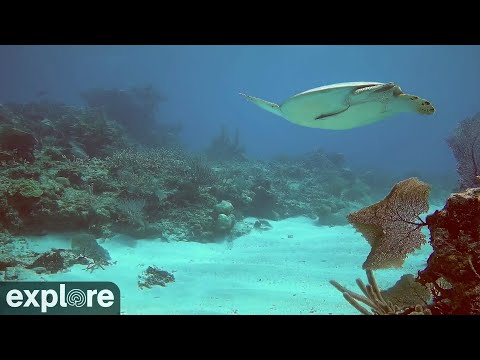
left=21, top=215, right=435, bottom=315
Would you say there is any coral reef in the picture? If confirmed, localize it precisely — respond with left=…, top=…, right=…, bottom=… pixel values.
left=0, top=102, right=129, bottom=159
left=0, top=98, right=382, bottom=280
left=207, top=149, right=374, bottom=226
left=0, top=98, right=392, bottom=246
left=5, top=94, right=477, bottom=314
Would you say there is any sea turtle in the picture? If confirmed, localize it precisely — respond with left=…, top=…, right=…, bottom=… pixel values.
left=240, top=82, right=435, bottom=130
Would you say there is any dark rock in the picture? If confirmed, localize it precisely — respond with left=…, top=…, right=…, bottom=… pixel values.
left=249, top=185, right=278, bottom=219
left=30, top=266, right=47, bottom=274
left=253, top=219, right=272, bottom=230
left=27, top=250, right=64, bottom=273
left=0, top=150, right=15, bottom=163
left=215, top=213, right=235, bottom=234
left=56, top=169, right=83, bottom=186
left=26, top=248, right=93, bottom=273
left=0, top=259, right=17, bottom=271
left=0, top=126, right=38, bottom=162
left=230, top=220, right=252, bottom=238
left=138, top=266, right=175, bottom=289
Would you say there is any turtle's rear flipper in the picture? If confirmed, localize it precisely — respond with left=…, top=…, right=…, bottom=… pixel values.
left=315, top=106, right=349, bottom=120
left=239, top=93, right=284, bottom=118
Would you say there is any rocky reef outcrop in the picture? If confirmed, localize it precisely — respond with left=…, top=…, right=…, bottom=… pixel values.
left=419, top=187, right=480, bottom=314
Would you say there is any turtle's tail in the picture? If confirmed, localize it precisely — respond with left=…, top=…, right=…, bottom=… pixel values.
left=239, top=93, right=284, bottom=118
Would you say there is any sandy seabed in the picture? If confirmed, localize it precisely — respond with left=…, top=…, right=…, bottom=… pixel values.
left=22, top=215, right=434, bottom=315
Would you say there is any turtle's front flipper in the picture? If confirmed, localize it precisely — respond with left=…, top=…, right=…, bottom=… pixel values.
left=353, top=82, right=395, bottom=95
left=315, top=106, right=350, bottom=120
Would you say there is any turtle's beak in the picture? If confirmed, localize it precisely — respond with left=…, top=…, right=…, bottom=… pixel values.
left=418, top=100, right=435, bottom=115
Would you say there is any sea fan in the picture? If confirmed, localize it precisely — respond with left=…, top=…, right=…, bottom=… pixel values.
left=348, top=178, right=430, bottom=270
left=447, top=113, right=480, bottom=190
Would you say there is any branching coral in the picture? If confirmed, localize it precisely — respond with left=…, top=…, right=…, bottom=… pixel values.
left=348, top=177, right=430, bottom=269
left=205, top=126, right=245, bottom=162
left=117, top=198, right=146, bottom=227
left=106, top=148, right=186, bottom=176
left=330, top=270, right=432, bottom=315
left=186, top=155, right=219, bottom=186
left=331, top=270, right=399, bottom=315
left=105, top=147, right=187, bottom=196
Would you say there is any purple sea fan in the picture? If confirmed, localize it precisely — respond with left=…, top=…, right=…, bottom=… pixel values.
left=446, top=113, right=480, bottom=190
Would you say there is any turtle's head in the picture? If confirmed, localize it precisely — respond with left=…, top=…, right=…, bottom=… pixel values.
left=414, top=98, right=435, bottom=115
left=401, top=94, right=435, bottom=115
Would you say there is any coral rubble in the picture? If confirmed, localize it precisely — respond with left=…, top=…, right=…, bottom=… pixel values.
left=138, top=266, right=175, bottom=289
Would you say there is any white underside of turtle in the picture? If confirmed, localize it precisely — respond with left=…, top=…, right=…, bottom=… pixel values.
left=240, top=82, right=435, bottom=130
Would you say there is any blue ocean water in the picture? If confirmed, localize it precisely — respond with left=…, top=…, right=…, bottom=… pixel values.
left=0, top=45, right=479, bottom=315
left=1, top=45, right=479, bottom=174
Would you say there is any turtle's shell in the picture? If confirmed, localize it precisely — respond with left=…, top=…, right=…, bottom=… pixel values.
left=280, top=82, right=397, bottom=130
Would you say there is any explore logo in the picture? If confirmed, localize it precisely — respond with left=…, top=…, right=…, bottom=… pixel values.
left=0, top=282, right=120, bottom=315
